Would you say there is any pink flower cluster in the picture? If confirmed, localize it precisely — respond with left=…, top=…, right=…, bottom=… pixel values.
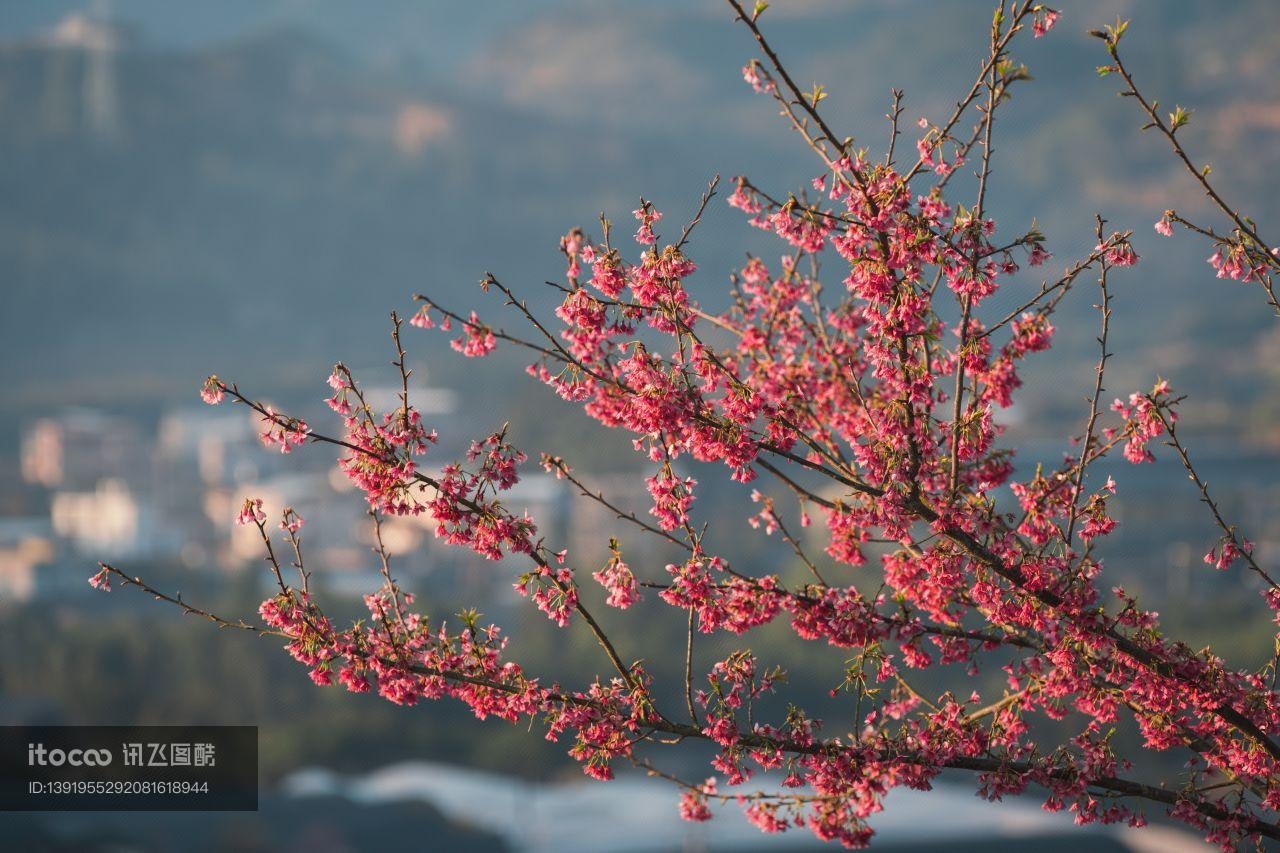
left=258, top=407, right=311, bottom=454
left=1110, top=380, right=1172, bottom=465
left=593, top=545, right=639, bottom=609
left=96, top=6, right=1280, bottom=849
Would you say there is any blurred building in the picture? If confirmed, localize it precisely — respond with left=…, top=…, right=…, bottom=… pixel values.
left=49, top=477, right=166, bottom=558
left=38, top=9, right=128, bottom=141
left=0, top=517, right=56, bottom=602
left=20, top=410, right=148, bottom=492
left=8, top=389, right=623, bottom=603
left=20, top=410, right=170, bottom=562
left=156, top=407, right=261, bottom=488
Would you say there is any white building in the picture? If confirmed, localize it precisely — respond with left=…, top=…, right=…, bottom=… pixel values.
left=20, top=410, right=147, bottom=491
left=50, top=477, right=158, bottom=558
left=0, top=518, right=56, bottom=602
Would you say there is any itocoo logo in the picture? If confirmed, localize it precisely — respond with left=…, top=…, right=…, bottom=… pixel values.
left=27, top=743, right=113, bottom=767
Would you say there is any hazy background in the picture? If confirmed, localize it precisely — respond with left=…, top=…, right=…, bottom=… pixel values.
left=1, top=2, right=1279, bottom=851
left=1, top=0, right=1280, bottom=435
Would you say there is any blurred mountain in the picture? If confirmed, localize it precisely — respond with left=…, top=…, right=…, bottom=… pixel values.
left=1, top=1, right=1279, bottom=444
left=0, top=23, right=567, bottom=395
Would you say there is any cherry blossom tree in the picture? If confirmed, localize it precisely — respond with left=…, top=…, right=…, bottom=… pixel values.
left=93, top=3, right=1280, bottom=848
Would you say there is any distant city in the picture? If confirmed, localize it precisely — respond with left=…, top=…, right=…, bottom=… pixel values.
left=8, top=386, right=1280, bottom=619
left=0, top=378, right=683, bottom=611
